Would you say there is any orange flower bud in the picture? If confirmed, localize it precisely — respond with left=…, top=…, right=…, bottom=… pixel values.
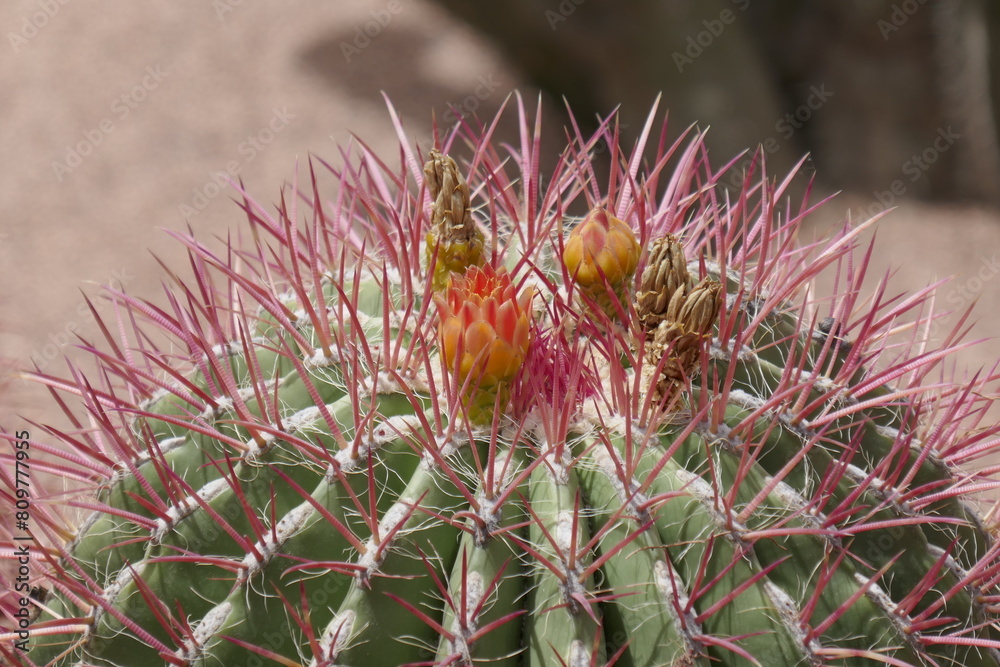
left=563, top=207, right=640, bottom=316
left=437, top=265, right=533, bottom=421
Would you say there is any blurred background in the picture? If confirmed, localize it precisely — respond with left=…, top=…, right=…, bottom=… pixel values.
left=3, top=0, right=1000, bottom=435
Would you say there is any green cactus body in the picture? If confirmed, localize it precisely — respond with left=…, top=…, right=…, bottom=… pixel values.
left=4, top=99, right=1000, bottom=666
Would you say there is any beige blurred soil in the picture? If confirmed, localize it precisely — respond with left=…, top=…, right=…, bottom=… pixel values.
left=2, top=1, right=1000, bottom=474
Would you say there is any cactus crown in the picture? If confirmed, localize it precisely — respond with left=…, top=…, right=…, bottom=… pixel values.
left=4, top=96, right=1000, bottom=667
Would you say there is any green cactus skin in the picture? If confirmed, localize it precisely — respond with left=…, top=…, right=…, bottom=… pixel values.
left=4, top=98, right=1000, bottom=667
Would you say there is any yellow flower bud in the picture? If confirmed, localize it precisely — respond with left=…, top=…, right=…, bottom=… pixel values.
left=563, top=207, right=640, bottom=316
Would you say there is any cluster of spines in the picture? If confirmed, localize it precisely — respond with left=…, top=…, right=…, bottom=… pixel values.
left=1, top=95, right=999, bottom=666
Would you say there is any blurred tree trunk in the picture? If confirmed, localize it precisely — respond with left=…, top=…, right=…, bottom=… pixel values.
left=425, top=0, right=800, bottom=183
left=748, top=0, right=1000, bottom=202
left=427, top=0, right=1000, bottom=205
left=933, top=0, right=1000, bottom=202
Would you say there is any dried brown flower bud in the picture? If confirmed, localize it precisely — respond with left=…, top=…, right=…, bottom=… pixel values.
left=677, top=277, right=723, bottom=338
left=635, top=238, right=722, bottom=406
left=424, top=149, right=486, bottom=290
left=636, top=234, right=689, bottom=327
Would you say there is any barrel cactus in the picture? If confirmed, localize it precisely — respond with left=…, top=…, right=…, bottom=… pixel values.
left=4, top=97, right=1000, bottom=666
